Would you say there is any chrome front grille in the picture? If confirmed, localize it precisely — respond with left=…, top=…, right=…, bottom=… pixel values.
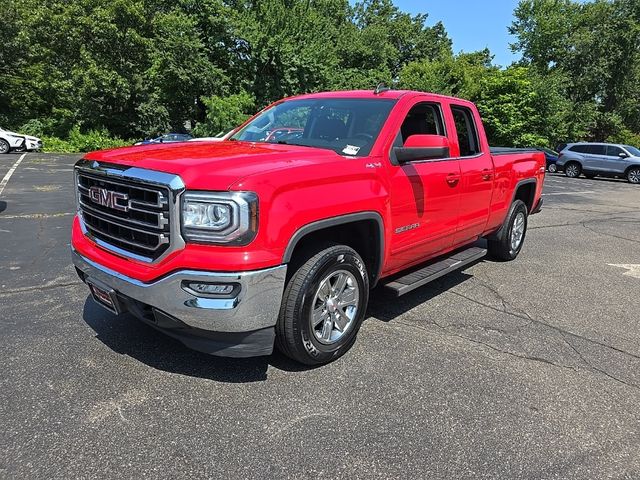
left=75, top=161, right=185, bottom=262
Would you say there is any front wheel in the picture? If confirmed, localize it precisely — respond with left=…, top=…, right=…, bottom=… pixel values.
left=276, top=244, right=369, bottom=365
left=627, top=167, right=640, bottom=184
left=487, top=200, right=528, bottom=261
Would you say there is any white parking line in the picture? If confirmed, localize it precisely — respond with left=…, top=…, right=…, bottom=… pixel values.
left=0, top=153, right=27, bottom=196
left=542, top=191, right=596, bottom=196
left=608, top=264, right=640, bottom=279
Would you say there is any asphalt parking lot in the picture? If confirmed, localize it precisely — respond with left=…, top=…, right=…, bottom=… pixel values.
left=1, top=153, right=639, bottom=479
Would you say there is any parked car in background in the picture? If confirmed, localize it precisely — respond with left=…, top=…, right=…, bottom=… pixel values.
left=134, top=133, right=192, bottom=146
left=557, top=142, right=640, bottom=184
left=536, top=147, right=559, bottom=172
left=0, top=127, right=43, bottom=154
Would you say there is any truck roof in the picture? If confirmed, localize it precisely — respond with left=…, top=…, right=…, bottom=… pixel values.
left=287, top=89, right=460, bottom=101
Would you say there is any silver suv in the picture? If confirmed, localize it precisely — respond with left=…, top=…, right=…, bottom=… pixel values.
left=557, top=142, right=640, bottom=184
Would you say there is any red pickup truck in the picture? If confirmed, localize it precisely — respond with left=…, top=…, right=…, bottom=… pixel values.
left=72, top=89, right=545, bottom=365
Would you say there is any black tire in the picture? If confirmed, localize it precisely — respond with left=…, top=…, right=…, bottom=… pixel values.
left=0, top=139, right=10, bottom=154
left=564, top=162, right=581, bottom=178
left=547, top=163, right=557, bottom=173
left=626, top=167, right=640, bottom=184
left=487, top=200, right=528, bottom=261
left=275, top=243, right=369, bottom=365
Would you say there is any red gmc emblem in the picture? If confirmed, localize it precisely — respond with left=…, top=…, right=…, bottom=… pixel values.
left=88, top=186, right=129, bottom=212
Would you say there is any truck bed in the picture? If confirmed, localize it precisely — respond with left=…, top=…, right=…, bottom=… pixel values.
left=490, top=147, right=539, bottom=155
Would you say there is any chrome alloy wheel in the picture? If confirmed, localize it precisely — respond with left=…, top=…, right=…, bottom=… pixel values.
left=628, top=168, right=640, bottom=184
left=565, top=164, right=580, bottom=177
left=311, top=269, right=360, bottom=345
left=548, top=163, right=557, bottom=173
left=510, top=212, right=526, bottom=253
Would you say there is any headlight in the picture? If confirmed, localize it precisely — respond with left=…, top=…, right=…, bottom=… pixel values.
left=181, top=191, right=258, bottom=245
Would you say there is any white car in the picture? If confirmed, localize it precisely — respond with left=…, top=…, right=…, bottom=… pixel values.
left=0, top=127, right=43, bottom=154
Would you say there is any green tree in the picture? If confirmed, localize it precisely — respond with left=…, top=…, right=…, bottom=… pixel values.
left=193, top=91, right=255, bottom=136
left=510, top=0, right=640, bottom=141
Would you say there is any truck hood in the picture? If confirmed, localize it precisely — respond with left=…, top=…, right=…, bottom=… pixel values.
left=84, top=140, right=343, bottom=190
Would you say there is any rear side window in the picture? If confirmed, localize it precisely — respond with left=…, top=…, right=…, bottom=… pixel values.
left=589, top=145, right=606, bottom=155
left=569, top=145, right=590, bottom=154
left=451, top=106, right=480, bottom=157
left=606, top=145, right=623, bottom=157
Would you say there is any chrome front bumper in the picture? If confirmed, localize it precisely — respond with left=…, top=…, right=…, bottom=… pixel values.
left=72, top=250, right=287, bottom=356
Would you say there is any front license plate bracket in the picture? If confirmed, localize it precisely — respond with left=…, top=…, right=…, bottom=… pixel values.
left=87, top=278, right=122, bottom=315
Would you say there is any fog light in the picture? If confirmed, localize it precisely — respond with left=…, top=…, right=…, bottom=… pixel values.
left=182, top=281, right=238, bottom=297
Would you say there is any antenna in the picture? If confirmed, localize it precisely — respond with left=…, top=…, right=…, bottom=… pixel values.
left=373, top=82, right=391, bottom=95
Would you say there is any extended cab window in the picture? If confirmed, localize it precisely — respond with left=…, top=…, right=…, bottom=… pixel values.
left=231, top=98, right=395, bottom=157
left=451, top=106, right=480, bottom=157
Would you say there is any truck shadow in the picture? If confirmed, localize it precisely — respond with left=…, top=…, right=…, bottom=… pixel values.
left=81, top=266, right=478, bottom=382
left=367, top=269, right=474, bottom=323
left=81, top=298, right=307, bottom=383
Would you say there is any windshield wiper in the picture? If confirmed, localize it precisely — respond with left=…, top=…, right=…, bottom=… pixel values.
left=276, top=140, right=336, bottom=152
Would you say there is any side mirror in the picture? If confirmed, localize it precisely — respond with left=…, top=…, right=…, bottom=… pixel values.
left=394, top=134, right=451, bottom=163
left=619, top=152, right=628, bottom=158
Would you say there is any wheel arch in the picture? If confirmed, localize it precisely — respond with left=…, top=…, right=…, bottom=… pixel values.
left=624, top=164, right=640, bottom=176
left=511, top=178, right=537, bottom=214
left=487, top=179, right=536, bottom=240
left=283, top=212, right=385, bottom=286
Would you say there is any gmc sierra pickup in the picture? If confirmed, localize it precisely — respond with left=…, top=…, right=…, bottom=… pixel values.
left=72, top=89, right=545, bottom=365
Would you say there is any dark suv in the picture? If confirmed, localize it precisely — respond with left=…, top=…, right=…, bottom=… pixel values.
left=557, top=143, right=640, bottom=184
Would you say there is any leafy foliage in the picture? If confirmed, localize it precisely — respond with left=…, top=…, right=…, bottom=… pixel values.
left=0, top=0, right=638, bottom=152
left=193, top=91, right=255, bottom=137
left=510, top=0, right=640, bottom=141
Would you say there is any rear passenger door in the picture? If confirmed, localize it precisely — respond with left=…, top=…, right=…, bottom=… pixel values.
left=449, top=104, right=495, bottom=246
left=582, top=144, right=606, bottom=172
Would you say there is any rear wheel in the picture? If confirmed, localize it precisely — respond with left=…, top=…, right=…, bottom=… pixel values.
left=627, top=167, right=640, bottom=184
left=564, top=162, right=581, bottom=178
left=276, top=244, right=369, bottom=365
left=487, top=200, right=528, bottom=261
left=0, top=139, right=9, bottom=154
left=547, top=163, right=557, bottom=173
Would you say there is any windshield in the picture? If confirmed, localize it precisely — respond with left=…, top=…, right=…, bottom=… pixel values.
left=624, top=145, right=640, bottom=156
left=231, top=98, right=396, bottom=156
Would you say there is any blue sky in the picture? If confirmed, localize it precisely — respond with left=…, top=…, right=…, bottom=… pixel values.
left=394, top=0, right=522, bottom=66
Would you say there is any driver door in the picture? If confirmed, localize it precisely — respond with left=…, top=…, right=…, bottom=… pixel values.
left=387, top=100, right=461, bottom=269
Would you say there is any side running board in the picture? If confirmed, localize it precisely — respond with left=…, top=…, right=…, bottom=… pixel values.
left=383, top=246, right=487, bottom=297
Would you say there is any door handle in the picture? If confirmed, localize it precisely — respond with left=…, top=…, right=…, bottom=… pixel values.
left=482, top=169, right=492, bottom=181
left=446, top=173, right=460, bottom=186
